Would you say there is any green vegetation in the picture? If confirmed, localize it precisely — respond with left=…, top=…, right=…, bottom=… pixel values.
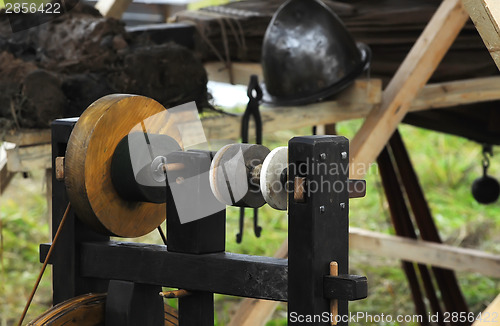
left=0, top=171, right=51, bottom=325
left=188, top=0, right=232, bottom=11
left=1, top=121, right=499, bottom=325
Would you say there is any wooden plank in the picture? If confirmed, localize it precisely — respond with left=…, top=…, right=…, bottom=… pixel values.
left=472, top=293, right=500, bottom=326
left=349, top=0, right=469, bottom=179
left=462, top=0, right=500, bottom=70
left=2, top=129, right=51, bottom=146
left=202, top=79, right=382, bottom=141
left=205, top=62, right=264, bottom=86
left=411, top=76, right=500, bottom=110
left=201, top=76, right=500, bottom=141
left=77, top=241, right=289, bottom=302
left=0, top=156, right=15, bottom=195
left=6, top=144, right=51, bottom=172
left=349, top=227, right=500, bottom=278
left=95, top=0, right=132, bottom=19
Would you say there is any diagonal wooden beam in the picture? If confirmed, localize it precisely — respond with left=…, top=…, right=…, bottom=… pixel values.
left=349, top=0, right=469, bottom=179
left=462, top=0, right=500, bottom=70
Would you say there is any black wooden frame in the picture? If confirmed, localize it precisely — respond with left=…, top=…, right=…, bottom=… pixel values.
left=43, top=120, right=367, bottom=325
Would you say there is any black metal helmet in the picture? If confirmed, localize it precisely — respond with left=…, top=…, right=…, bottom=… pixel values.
left=261, top=0, right=371, bottom=106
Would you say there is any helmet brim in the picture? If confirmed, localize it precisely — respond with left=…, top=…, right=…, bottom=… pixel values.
left=262, top=42, right=371, bottom=106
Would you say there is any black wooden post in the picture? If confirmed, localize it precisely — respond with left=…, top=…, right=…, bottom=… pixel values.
left=50, top=119, right=109, bottom=304
left=106, top=280, right=164, bottom=326
left=166, top=150, right=226, bottom=326
left=288, top=136, right=350, bottom=325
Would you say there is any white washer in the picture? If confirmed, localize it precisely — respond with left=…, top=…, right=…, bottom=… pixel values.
left=260, top=146, right=288, bottom=210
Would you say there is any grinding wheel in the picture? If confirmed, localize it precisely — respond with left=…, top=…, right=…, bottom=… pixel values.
left=260, top=146, right=288, bottom=210
left=65, top=94, right=183, bottom=237
left=209, top=143, right=270, bottom=208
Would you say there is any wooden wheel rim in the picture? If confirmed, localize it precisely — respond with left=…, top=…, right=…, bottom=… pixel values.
left=27, top=293, right=179, bottom=326
left=27, top=293, right=106, bottom=326
left=65, top=94, right=181, bottom=237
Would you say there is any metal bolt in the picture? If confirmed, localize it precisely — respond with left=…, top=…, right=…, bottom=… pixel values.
left=340, top=202, right=346, bottom=210
left=341, top=152, right=347, bottom=160
left=320, top=153, right=327, bottom=161
left=319, top=206, right=325, bottom=213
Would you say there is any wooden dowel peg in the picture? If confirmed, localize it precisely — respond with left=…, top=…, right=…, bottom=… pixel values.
left=330, top=261, right=338, bottom=325
left=55, top=157, right=65, bottom=181
left=159, top=289, right=191, bottom=298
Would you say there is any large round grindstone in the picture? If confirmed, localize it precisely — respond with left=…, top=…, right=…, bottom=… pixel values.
left=260, top=146, right=288, bottom=210
left=209, top=143, right=270, bottom=208
left=65, top=94, right=182, bottom=237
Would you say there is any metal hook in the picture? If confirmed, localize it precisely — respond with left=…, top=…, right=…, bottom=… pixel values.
left=482, top=144, right=493, bottom=176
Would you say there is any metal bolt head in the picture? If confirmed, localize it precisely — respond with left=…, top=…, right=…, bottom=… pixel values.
left=151, top=156, right=167, bottom=183
left=341, top=152, right=347, bottom=160
left=340, top=202, right=346, bottom=210
left=320, top=153, right=327, bottom=161
left=319, top=205, right=325, bottom=213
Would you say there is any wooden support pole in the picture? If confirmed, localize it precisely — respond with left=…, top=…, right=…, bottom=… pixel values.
left=349, top=0, right=469, bottom=179
left=287, top=136, right=349, bottom=325
left=462, top=0, right=500, bottom=70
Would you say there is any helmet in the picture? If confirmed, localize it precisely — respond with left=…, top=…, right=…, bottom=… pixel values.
left=261, top=0, right=371, bottom=106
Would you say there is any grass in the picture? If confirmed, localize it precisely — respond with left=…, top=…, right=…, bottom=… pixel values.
left=1, top=122, right=499, bottom=325
left=0, top=171, right=51, bottom=326
left=188, top=0, right=232, bottom=11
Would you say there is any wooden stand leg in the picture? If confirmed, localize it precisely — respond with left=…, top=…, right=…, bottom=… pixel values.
left=179, top=292, right=214, bottom=326
left=166, top=150, right=226, bottom=326
left=106, top=280, right=163, bottom=326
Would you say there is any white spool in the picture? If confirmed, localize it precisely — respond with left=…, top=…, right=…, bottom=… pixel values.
left=260, top=146, right=288, bottom=210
